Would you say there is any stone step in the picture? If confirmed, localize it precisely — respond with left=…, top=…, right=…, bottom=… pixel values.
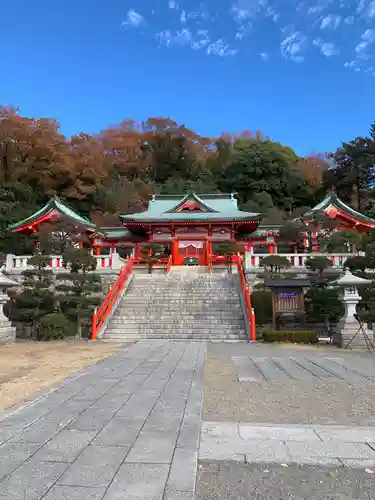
left=108, top=322, right=245, bottom=333
left=105, top=328, right=246, bottom=335
left=111, top=314, right=245, bottom=321
left=102, top=333, right=247, bottom=341
left=120, top=298, right=241, bottom=303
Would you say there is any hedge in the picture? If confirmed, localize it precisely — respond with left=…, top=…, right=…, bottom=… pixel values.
left=262, top=330, right=317, bottom=344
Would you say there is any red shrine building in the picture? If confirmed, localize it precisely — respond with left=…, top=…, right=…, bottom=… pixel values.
left=8, top=191, right=375, bottom=267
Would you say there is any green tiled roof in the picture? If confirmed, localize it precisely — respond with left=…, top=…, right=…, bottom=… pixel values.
left=306, top=191, right=375, bottom=225
left=119, top=192, right=261, bottom=223
left=96, top=228, right=133, bottom=239
left=9, top=197, right=96, bottom=231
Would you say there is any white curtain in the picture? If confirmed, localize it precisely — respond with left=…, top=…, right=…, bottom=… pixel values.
left=178, top=241, right=204, bottom=249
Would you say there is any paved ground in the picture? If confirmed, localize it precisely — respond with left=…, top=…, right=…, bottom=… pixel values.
left=200, top=421, right=375, bottom=467
left=204, top=342, right=375, bottom=425
left=2, top=340, right=375, bottom=499
left=0, top=341, right=205, bottom=499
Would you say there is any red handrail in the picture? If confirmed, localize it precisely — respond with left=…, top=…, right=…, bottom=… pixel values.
left=91, top=257, right=133, bottom=340
left=236, top=257, right=256, bottom=342
left=165, top=254, right=172, bottom=273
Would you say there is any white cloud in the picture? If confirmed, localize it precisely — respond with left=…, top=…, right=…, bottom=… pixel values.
left=168, top=0, right=179, bottom=9
left=156, top=30, right=173, bottom=46
left=343, top=16, right=355, bottom=24
left=357, top=0, right=365, bottom=13
left=320, top=14, right=341, bottom=29
left=259, top=52, right=269, bottom=61
left=280, top=30, right=306, bottom=62
left=231, top=0, right=268, bottom=23
left=192, top=30, right=211, bottom=49
left=368, top=0, right=375, bottom=17
left=344, top=60, right=357, bottom=68
left=180, top=10, right=187, bottom=23
left=355, top=28, right=375, bottom=57
left=122, top=9, right=145, bottom=28
left=313, top=39, right=339, bottom=56
left=265, top=6, right=280, bottom=22
left=206, top=39, right=237, bottom=56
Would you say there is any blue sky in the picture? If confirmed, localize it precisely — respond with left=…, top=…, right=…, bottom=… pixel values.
left=1, top=0, right=374, bottom=156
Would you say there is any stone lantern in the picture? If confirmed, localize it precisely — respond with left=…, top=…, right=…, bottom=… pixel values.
left=0, top=273, right=20, bottom=343
left=333, top=270, right=372, bottom=348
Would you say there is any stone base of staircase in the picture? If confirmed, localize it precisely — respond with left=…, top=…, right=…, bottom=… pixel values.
left=101, top=269, right=248, bottom=343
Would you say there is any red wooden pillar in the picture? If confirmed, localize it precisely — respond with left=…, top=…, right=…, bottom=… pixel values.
left=95, top=246, right=100, bottom=256
left=268, top=244, right=274, bottom=254
left=171, top=238, right=178, bottom=265
left=133, top=244, right=140, bottom=261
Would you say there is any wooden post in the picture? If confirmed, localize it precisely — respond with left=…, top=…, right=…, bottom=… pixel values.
left=171, top=238, right=178, bottom=265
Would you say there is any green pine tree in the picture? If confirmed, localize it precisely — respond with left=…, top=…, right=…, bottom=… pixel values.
left=56, top=247, right=103, bottom=339
left=10, top=253, right=68, bottom=340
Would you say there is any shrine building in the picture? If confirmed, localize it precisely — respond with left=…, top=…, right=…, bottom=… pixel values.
left=8, top=191, right=375, bottom=266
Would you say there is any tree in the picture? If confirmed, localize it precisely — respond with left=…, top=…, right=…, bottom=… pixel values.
left=322, top=229, right=364, bottom=253
left=305, top=256, right=332, bottom=277
left=220, top=139, right=307, bottom=208
left=56, top=247, right=103, bottom=339
left=214, top=241, right=242, bottom=273
left=10, top=254, right=62, bottom=340
left=305, top=287, right=344, bottom=330
left=261, top=255, right=291, bottom=273
left=325, top=127, right=375, bottom=211
left=140, top=243, right=166, bottom=273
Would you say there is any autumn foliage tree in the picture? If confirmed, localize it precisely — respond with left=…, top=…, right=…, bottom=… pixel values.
left=1, top=104, right=374, bottom=255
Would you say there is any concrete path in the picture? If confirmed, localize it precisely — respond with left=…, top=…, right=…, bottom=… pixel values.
left=232, top=355, right=375, bottom=383
left=0, top=341, right=206, bottom=500
left=200, top=421, right=375, bottom=468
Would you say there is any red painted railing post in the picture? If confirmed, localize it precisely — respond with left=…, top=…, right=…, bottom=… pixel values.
left=236, top=257, right=256, bottom=342
left=91, top=257, right=133, bottom=340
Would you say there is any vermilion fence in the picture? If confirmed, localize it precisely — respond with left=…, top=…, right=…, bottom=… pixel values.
left=236, top=257, right=256, bottom=342
left=91, top=257, right=133, bottom=340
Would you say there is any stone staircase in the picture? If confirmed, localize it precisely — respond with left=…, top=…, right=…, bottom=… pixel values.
left=101, top=268, right=247, bottom=342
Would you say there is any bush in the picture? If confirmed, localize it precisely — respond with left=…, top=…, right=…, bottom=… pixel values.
left=252, top=290, right=273, bottom=325
left=262, top=329, right=317, bottom=344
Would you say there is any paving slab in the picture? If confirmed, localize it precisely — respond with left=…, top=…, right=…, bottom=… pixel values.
left=103, top=463, right=170, bottom=499
left=57, top=445, right=128, bottom=488
left=34, top=429, right=97, bottom=462
left=0, top=458, right=68, bottom=500
left=200, top=421, right=375, bottom=467
left=43, top=486, right=106, bottom=500
left=0, top=341, right=206, bottom=499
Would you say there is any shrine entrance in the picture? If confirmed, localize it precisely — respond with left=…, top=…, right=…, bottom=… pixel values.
left=177, top=240, right=206, bottom=266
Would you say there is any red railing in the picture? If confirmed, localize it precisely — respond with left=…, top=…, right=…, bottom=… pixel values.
left=236, top=257, right=256, bottom=342
left=91, top=257, right=133, bottom=340
left=165, top=254, right=172, bottom=273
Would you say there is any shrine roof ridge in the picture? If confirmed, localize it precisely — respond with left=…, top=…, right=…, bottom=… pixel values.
left=8, top=196, right=96, bottom=232
left=307, top=191, right=375, bottom=225
left=151, top=192, right=237, bottom=200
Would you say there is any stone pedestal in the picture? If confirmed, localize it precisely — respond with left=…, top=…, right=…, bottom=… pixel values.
left=0, top=323, right=16, bottom=342
left=0, top=277, right=20, bottom=343
left=332, top=270, right=372, bottom=349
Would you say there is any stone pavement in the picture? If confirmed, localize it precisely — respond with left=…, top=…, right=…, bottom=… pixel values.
left=200, top=421, right=375, bottom=468
left=232, top=355, right=375, bottom=383
left=0, top=341, right=206, bottom=500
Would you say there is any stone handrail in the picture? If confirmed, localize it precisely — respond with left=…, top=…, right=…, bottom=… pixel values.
left=5, top=253, right=126, bottom=273
left=245, top=252, right=358, bottom=271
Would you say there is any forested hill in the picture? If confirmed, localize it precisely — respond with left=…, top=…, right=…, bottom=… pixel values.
left=0, top=105, right=374, bottom=253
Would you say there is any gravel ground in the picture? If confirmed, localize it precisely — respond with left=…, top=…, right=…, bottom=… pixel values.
left=196, top=461, right=375, bottom=500
left=0, top=340, right=127, bottom=410
left=203, top=343, right=375, bottom=426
